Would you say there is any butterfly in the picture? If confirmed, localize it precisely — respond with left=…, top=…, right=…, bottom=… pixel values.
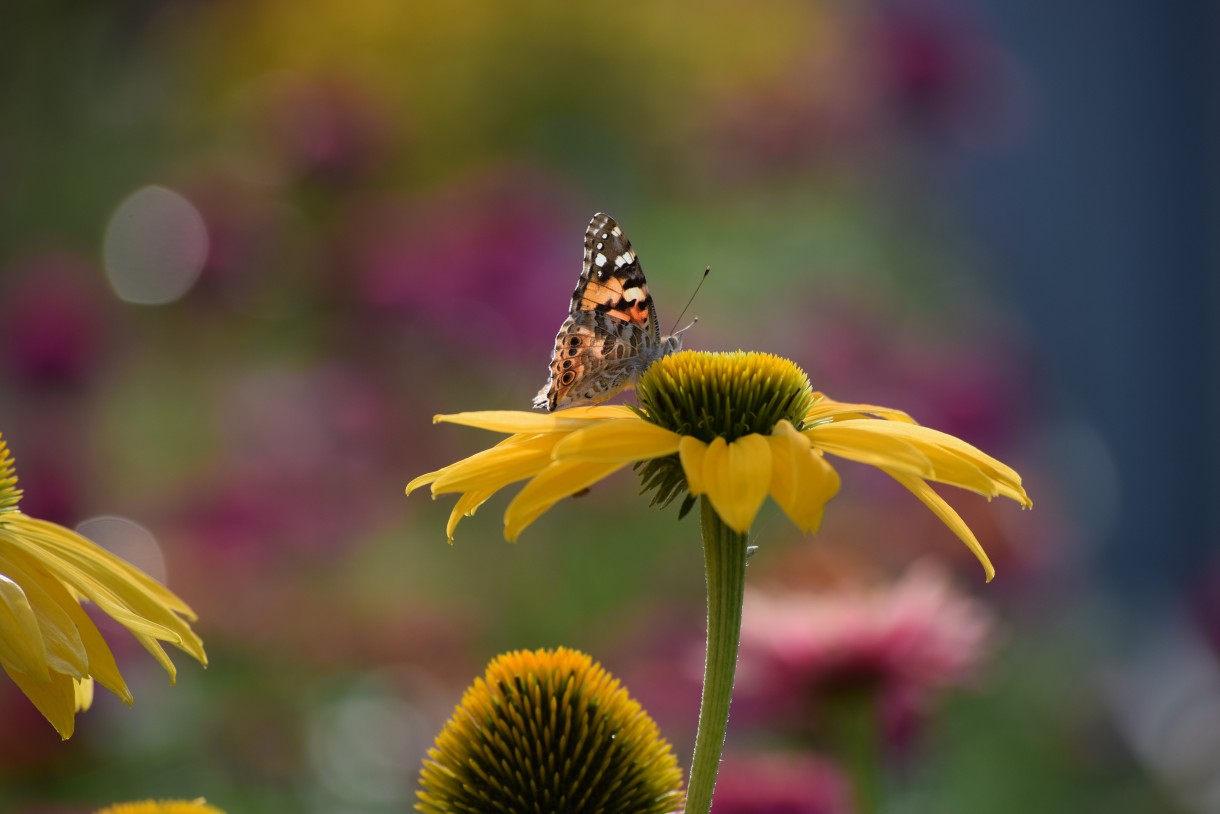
left=534, top=213, right=685, bottom=411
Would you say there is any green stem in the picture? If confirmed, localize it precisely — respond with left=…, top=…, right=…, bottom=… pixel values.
left=683, top=497, right=749, bottom=814
left=829, top=689, right=882, bottom=814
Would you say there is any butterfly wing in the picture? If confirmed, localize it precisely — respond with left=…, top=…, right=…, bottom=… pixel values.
left=534, top=213, right=664, bottom=411
left=571, top=213, right=661, bottom=340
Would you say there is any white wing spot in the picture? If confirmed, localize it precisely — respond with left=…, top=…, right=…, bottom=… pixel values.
left=611, top=226, right=622, bottom=236
left=614, top=253, right=630, bottom=268
left=601, top=232, right=609, bottom=240
left=595, top=253, right=608, bottom=267
left=623, top=286, right=645, bottom=302
left=596, top=242, right=604, bottom=250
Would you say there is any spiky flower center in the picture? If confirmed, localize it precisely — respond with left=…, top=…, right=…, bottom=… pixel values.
left=635, top=351, right=814, bottom=516
left=637, top=350, right=813, bottom=441
left=417, top=648, right=684, bottom=814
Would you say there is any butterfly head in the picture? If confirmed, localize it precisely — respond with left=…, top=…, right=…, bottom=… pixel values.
left=662, top=315, right=697, bottom=356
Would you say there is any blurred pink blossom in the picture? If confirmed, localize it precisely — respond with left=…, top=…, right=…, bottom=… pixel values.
left=800, top=296, right=1034, bottom=451
left=176, top=363, right=399, bottom=570
left=873, top=1, right=1033, bottom=151
left=712, top=753, right=852, bottom=814
left=179, top=172, right=294, bottom=309
left=335, top=166, right=579, bottom=356
left=736, top=564, right=994, bottom=750
left=263, top=74, right=391, bottom=186
left=0, top=250, right=110, bottom=389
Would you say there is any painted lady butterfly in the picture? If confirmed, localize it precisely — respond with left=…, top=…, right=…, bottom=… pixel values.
left=534, top=213, right=684, bottom=411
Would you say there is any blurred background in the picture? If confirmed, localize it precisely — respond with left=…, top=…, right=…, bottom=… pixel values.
left=0, top=1, right=1213, bottom=812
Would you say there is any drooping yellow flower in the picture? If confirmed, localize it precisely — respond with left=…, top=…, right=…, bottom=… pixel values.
left=410, top=350, right=1032, bottom=814
left=0, top=434, right=206, bottom=739
left=408, top=351, right=1030, bottom=581
left=94, top=800, right=225, bottom=814
left=417, top=647, right=684, bottom=814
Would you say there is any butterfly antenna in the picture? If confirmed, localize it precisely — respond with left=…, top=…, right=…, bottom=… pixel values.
left=669, top=266, right=710, bottom=336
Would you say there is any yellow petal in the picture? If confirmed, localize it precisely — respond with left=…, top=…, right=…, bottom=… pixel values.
left=18, top=526, right=201, bottom=651
left=503, top=460, right=625, bottom=541
left=767, top=421, right=841, bottom=533
left=872, top=422, right=1030, bottom=506
left=434, top=406, right=634, bottom=434
left=74, top=676, right=94, bottom=712
left=17, top=517, right=198, bottom=619
left=62, top=595, right=131, bottom=704
left=805, top=420, right=934, bottom=477
left=805, top=395, right=917, bottom=424
left=678, top=436, right=709, bottom=495
left=430, top=435, right=559, bottom=495
left=0, top=549, right=93, bottom=679
left=406, top=469, right=442, bottom=495
left=552, top=419, right=681, bottom=462
left=408, top=432, right=540, bottom=495
left=702, top=435, right=772, bottom=533
left=0, top=573, right=50, bottom=679
left=6, top=519, right=206, bottom=669
left=884, top=468, right=996, bottom=582
left=3, top=662, right=76, bottom=739
left=445, top=489, right=495, bottom=542
left=2, top=545, right=132, bottom=702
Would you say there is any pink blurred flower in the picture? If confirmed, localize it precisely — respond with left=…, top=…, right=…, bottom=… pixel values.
left=736, top=564, right=994, bottom=750
left=335, top=166, right=579, bottom=356
left=0, top=250, right=111, bottom=388
left=873, top=1, right=1033, bottom=151
left=176, top=363, right=399, bottom=570
left=800, top=296, right=1034, bottom=450
left=712, top=753, right=852, bottom=814
left=177, top=171, right=294, bottom=309
left=263, top=74, right=391, bottom=186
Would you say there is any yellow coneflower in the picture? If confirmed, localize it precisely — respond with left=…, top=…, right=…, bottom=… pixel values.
left=409, top=351, right=1029, bottom=581
left=407, top=350, right=1030, bottom=814
left=0, top=434, right=206, bottom=739
left=417, top=647, right=684, bottom=814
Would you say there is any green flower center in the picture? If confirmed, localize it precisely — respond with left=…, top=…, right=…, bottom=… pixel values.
left=634, top=351, right=814, bottom=518
left=636, top=350, right=814, bottom=441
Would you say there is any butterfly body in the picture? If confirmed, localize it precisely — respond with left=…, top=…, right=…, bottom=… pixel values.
left=534, top=213, right=682, bottom=411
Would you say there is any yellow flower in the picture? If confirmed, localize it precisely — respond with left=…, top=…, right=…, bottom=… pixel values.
left=417, top=647, right=684, bottom=814
left=408, top=351, right=1030, bottom=581
left=0, top=434, right=206, bottom=739
left=94, top=800, right=225, bottom=814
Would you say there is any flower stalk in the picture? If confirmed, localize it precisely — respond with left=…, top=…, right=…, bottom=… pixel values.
left=683, top=496, right=749, bottom=814
left=828, top=689, right=883, bottom=814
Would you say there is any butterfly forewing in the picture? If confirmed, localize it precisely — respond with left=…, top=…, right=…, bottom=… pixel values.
left=533, top=213, right=681, bottom=412
left=573, top=213, right=661, bottom=340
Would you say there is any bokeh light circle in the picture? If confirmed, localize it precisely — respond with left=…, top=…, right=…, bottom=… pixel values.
left=76, top=515, right=167, bottom=584
left=102, top=185, right=209, bottom=305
